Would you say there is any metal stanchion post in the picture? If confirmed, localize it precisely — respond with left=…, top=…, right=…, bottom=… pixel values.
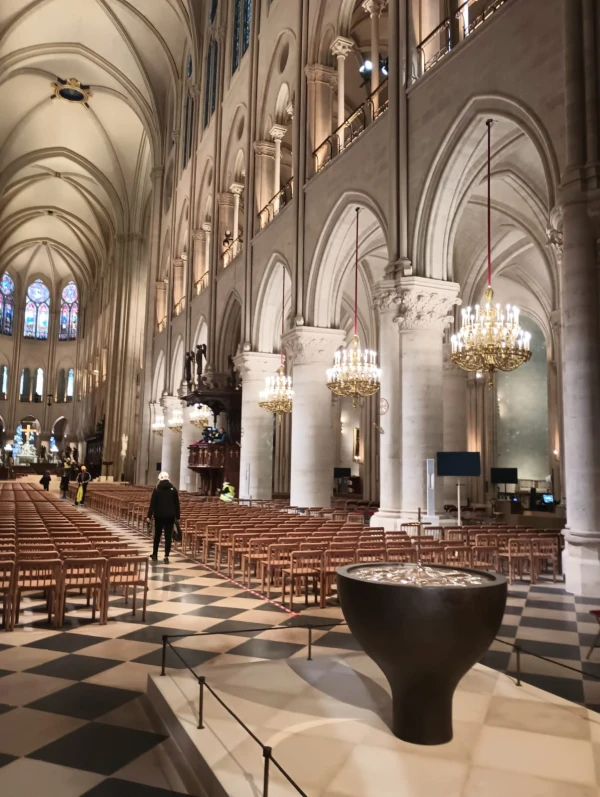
left=161, top=637, right=167, bottom=676
left=307, top=626, right=313, bottom=661
left=198, top=676, right=205, bottom=729
left=515, top=645, right=522, bottom=687
left=263, top=746, right=272, bottom=796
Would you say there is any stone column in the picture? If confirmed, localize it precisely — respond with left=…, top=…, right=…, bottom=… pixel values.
left=192, top=229, right=205, bottom=287
left=155, top=280, right=167, bottom=330
left=331, top=36, right=354, bottom=131
left=305, top=64, right=337, bottom=172
left=230, top=182, right=244, bottom=261
left=442, top=340, right=468, bottom=504
left=172, top=259, right=184, bottom=313
left=160, top=395, right=182, bottom=487
left=179, top=405, right=197, bottom=493
left=218, top=192, right=234, bottom=256
left=283, top=326, right=346, bottom=508
left=270, top=124, right=287, bottom=213
left=561, top=204, right=600, bottom=594
left=395, top=277, right=459, bottom=520
left=371, top=285, right=402, bottom=528
left=148, top=402, right=163, bottom=482
left=363, top=0, right=386, bottom=113
left=234, top=352, right=281, bottom=499
left=254, top=141, right=276, bottom=224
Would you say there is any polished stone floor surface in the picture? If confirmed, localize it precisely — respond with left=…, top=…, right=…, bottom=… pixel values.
left=0, top=485, right=599, bottom=795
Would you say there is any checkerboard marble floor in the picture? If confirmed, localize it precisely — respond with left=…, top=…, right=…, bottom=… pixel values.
left=0, top=503, right=599, bottom=796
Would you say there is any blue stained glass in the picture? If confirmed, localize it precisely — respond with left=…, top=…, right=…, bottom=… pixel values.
left=232, top=0, right=241, bottom=72
left=4, top=298, right=12, bottom=335
left=24, top=301, right=36, bottom=337
left=69, top=303, right=78, bottom=340
left=27, top=279, right=50, bottom=303
left=37, top=304, right=49, bottom=339
left=59, top=304, right=69, bottom=341
left=62, top=281, right=77, bottom=303
left=210, top=0, right=218, bottom=24
left=211, top=41, right=218, bottom=114
left=1, top=273, right=14, bottom=296
left=242, top=0, right=252, bottom=54
left=1, top=366, right=7, bottom=396
left=67, top=368, right=74, bottom=398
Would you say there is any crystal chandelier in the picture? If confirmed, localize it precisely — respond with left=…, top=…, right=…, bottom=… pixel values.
left=451, top=120, right=531, bottom=388
left=168, top=409, right=183, bottom=433
left=327, top=208, right=381, bottom=407
left=189, top=404, right=211, bottom=428
left=151, top=415, right=165, bottom=436
left=258, top=264, right=293, bottom=416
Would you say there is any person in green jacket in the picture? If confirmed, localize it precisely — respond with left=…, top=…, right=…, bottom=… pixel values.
left=219, top=481, right=235, bottom=502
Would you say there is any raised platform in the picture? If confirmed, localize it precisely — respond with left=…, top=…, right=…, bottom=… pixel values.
left=148, top=652, right=600, bottom=797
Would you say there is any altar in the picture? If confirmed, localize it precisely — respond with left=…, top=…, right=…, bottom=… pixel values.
left=15, top=442, right=38, bottom=465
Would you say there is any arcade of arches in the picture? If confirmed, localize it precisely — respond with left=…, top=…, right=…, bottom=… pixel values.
left=0, top=0, right=599, bottom=603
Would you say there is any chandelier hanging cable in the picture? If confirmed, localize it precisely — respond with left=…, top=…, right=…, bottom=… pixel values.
left=258, top=264, right=293, bottom=416
left=451, top=119, right=531, bottom=388
left=326, top=207, right=381, bottom=407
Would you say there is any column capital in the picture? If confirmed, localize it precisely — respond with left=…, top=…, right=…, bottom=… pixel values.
left=305, top=63, right=337, bottom=87
left=373, top=280, right=400, bottom=312
left=362, top=0, right=387, bottom=16
left=230, top=181, right=244, bottom=195
left=282, top=326, right=346, bottom=366
left=202, top=221, right=212, bottom=233
left=161, top=394, right=183, bottom=411
left=233, top=352, right=281, bottom=380
left=270, top=124, right=287, bottom=141
left=393, top=277, right=460, bottom=332
left=172, top=258, right=184, bottom=269
left=331, top=36, right=354, bottom=59
left=254, top=140, right=276, bottom=157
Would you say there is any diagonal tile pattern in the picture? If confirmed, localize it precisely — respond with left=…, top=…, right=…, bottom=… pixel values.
left=0, top=500, right=599, bottom=795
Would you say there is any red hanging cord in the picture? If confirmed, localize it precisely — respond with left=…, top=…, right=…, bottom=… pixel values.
left=354, top=207, right=360, bottom=336
left=280, top=264, right=285, bottom=366
left=487, top=119, right=492, bottom=287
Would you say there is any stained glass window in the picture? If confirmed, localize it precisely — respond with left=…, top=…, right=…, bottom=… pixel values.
left=59, top=281, right=78, bottom=340
left=0, top=272, right=14, bottom=336
left=0, top=365, right=7, bottom=397
left=211, top=41, right=218, bottom=114
left=35, top=367, right=44, bottom=399
left=232, top=0, right=241, bottom=72
left=210, top=0, right=218, bottom=24
left=203, top=42, right=212, bottom=128
left=20, top=368, right=31, bottom=401
left=242, top=0, right=252, bottom=54
left=23, top=280, right=51, bottom=339
left=67, top=368, right=74, bottom=399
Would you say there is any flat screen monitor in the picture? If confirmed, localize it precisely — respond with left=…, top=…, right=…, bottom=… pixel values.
left=491, top=467, right=518, bottom=485
left=436, top=452, right=481, bottom=478
left=334, top=467, right=351, bottom=479
left=542, top=494, right=554, bottom=505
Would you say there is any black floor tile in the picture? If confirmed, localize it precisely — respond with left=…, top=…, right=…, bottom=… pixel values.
left=82, top=777, right=191, bottom=796
left=314, top=631, right=363, bottom=652
left=185, top=605, right=243, bottom=619
left=514, top=637, right=581, bottom=661
left=0, top=670, right=12, bottom=678
left=26, top=682, right=139, bottom=720
left=510, top=671, right=585, bottom=705
left=27, top=654, right=119, bottom=682
left=579, top=633, right=600, bottom=649
left=577, top=612, right=599, bottom=623
left=503, top=605, right=524, bottom=616
left=134, top=647, right=218, bottom=670
left=227, top=638, right=304, bottom=660
left=147, top=572, right=189, bottom=584
left=17, top=616, right=96, bottom=631
left=168, top=593, right=221, bottom=605
left=497, top=624, right=519, bottom=639
left=121, top=624, right=194, bottom=645
left=519, top=616, right=578, bottom=632
left=28, top=721, right=167, bottom=776
left=0, top=704, right=14, bottom=715
left=0, top=753, right=17, bottom=768
left=202, top=619, right=270, bottom=636
left=25, top=633, right=104, bottom=653
left=529, top=586, right=568, bottom=595
left=152, top=582, right=203, bottom=593
left=117, top=611, right=175, bottom=626
left=479, top=650, right=511, bottom=670
left=575, top=596, right=600, bottom=606
left=580, top=660, right=600, bottom=681
left=251, top=601, right=290, bottom=613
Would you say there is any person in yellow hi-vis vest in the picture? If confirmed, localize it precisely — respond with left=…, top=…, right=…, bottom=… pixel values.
left=219, top=480, right=235, bottom=502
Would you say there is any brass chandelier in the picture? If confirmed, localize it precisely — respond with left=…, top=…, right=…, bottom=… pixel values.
left=451, top=120, right=531, bottom=388
left=168, top=409, right=183, bottom=433
left=151, top=415, right=165, bottom=436
left=258, top=264, right=293, bottom=416
left=189, top=404, right=212, bottom=428
left=327, top=208, right=380, bottom=407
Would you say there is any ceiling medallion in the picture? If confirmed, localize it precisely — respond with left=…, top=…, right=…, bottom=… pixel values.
left=51, top=78, right=92, bottom=107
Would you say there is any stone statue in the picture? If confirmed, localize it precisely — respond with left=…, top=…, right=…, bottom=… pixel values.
left=196, top=343, right=207, bottom=383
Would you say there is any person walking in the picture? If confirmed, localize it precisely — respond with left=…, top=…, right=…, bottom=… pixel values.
left=75, top=465, right=91, bottom=505
left=59, top=469, right=70, bottom=500
left=40, top=470, right=51, bottom=491
left=146, top=471, right=180, bottom=564
left=219, top=480, right=235, bottom=502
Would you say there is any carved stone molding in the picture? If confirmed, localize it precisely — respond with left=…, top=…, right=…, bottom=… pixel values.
left=282, top=326, right=346, bottom=366
left=362, top=0, right=388, bottom=16
left=270, top=124, right=287, bottom=142
left=233, top=352, right=281, bottom=381
left=546, top=205, right=564, bottom=265
left=151, top=166, right=164, bottom=180
left=254, top=140, right=276, bottom=157
left=331, top=36, right=354, bottom=59
left=161, top=394, right=183, bottom=412
left=192, top=229, right=206, bottom=242
left=305, top=63, right=338, bottom=87
left=393, top=277, right=460, bottom=332
left=373, top=285, right=400, bottom=312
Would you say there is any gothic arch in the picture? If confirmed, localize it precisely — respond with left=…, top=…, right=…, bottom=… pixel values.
left=253, top=254, right=292, bottom=353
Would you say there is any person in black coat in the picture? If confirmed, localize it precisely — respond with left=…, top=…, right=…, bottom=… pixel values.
left=40, top=471, right=51, bottom=491
left=59, top=470, right=70, bottom=500
left=146, top=471, right=180, bottom=564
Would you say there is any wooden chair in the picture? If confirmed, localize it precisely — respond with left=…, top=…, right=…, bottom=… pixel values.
left=0, top=557, right=16, bottom=630
left=281, top=551, right=324, bottom=611
left=443, top=546, right=473, bottom=568
left=530, top=538, right=559, bottom=584
left=262, top=543, right=295, bottom=598
left=322, top=548, right=356, bottom=602
left=387, top=546, right=418, bottom=564
left=104, top=556, right=148, bottom=623
left=418, top=546, right=445, bottom=565
left=13, top=558, right=62, bottom=628
left=499, top=539, right=532, bottom=584
left=472, top=545, right=499, bottom=572
left=58, top=558, right=107, bottom=626
left=356, top=546, right=386, bottom=563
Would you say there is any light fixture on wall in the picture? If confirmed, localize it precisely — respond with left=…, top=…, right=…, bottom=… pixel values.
left=151, top=415, right=165, bottom=436
left=168, top=409, right=184, bottom=433
left=190, top=404, right=212, bottom=428
left=326, top=208, right=381, bottom=407
left=451, top=120, right=531, bottom=388
left=259, top=264, right=293, bottom=417
left=46, top=393, right=53, bottom=407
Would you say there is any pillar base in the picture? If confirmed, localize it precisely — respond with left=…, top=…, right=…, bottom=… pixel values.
left=371, top=509, right=409, bottom=530
left=563, top=536, right=600, bottom=597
